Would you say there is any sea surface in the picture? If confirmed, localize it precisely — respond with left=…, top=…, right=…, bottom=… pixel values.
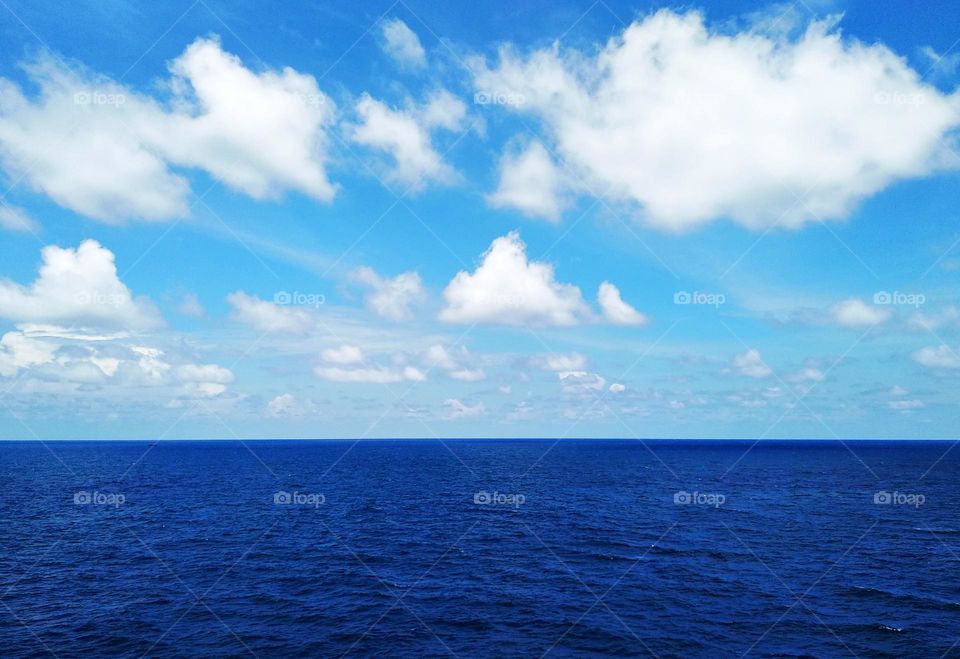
left=0, top=439, right=958, bottom=657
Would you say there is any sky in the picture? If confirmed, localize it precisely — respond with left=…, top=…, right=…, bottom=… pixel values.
left=0, top=0, right=958, bottom=440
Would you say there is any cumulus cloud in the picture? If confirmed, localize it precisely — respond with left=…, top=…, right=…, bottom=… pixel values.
left=381, top=18, right=426, bottom=68
left=442, top=398, right=485, bottom=419
left=0, top=38, right=336, bottom=223
left=609, top=382, right=626, bottom=393
left=267, top=393, right=297, bottom=417
left=423, top=344, right=485, bottom=381
left=831, top=298, right=892, bottom=328
left=0, top=240, right=162, bottom=331
left=226, top=291, right=313, bottom=334
left=439, top=231, right=589, bottom=325
left=597, top=281, right=648, bottom=326
left=315, top=364, right=426, bottom=384
left=348, top=92, right=462, bottom=190
left=541, top=353, right=587, bottom=372
left=351, top=266, right=426, bottom=321
left=177, top=293, right=205, bottom=318
left=472, top=9, right=960, bottom=230
left=733, top=349, right=773, bottom=378
left=912, top=344, right=960, bottom=369
left=487, top=140, right=568, bottom=221
left=321, top=344, right=364, bottom=365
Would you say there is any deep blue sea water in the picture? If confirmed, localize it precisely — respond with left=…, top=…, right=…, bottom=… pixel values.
left=1, top=439, right=958, bottom=657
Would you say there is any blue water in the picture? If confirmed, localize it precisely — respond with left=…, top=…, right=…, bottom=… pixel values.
left=1, top=440, right=958, bottom=657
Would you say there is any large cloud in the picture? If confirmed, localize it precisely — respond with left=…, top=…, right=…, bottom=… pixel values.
left=0, top=37, right=336, bottom=223
left=0, top=240, right=162, bottom=331
left=472, top=10, right=960, bottom=230
left=439, top=231, right=589, bottom=325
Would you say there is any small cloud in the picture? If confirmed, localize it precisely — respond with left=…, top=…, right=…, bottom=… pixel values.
left=831, top=298, right=891, bottom=328
left=609, top=383, right=626, bottom=393
left=177, top=293, right=206, bottom=318
left=267, top=393, right=297, bottom=417
left=912, top=344, right=960, bottom=369
left=381, top=18, right=426, bottom=68
left=351, top=266, right=426, bottom=321
left=227, top=291, right=312, bottom=334
left=597, top=281, right=648, bottom=326
left=733, top=349, right=773, bottom=378
left=321, top=344, right=364, bottom=365
left=0, top=204, right=39, bottom=233
left=442, top=398, right=485, bottom=420
left=889, top=399, right=924, bottom=411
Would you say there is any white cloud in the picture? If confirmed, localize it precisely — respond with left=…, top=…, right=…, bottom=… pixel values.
left=177, top=293, right=205, bottom=318
left=912, top=344, right=960, bottom=369
left=0, top=331, right=57, bottom=376
left=315, top=364, right=426, bottom=383
left=560, top=370, right=606, bottom=393
left=487, top=140, right=568, bottom=221
left=609, top=382, right=626, bottom=393
left=352, top=266, right=426, bottom=321
left=439, top=231, right=589, bottom=325
left=0, top=240, right=162, bottom=331
left=381, top=18, right=426, bottom=68
left=421, top=89, right=467, bottom=131
left=267, top=393, right=297, bottom=417
left=0, top=204, right=38, bottom=232
left=0, top=38, right=336, bottom=223
left=831, top=298, right=891, bottom=328
left=321, top=344, right=364, bottom=365
left=597, top=281, right=648, bottom=326
left=442, top=398, right=485, bottom=419
left=348, top=94, right=456, bottom=190
left=472, top=10, right=960, bottom=230
left=175, top=363, right=234, bottom=384
left=542, top=353, right=587, bottom=372
left=733, top=349, right=772, bottom=378
left=226, top=291, right=313, bottom=334
left=889, top=399, right=924, bottom=411
left=450, top=368, right=486, bottom=382
left=423, top=344, right=485, bottom=381
left=787, top=367, right=825, bottom=383
left=889, top=385, right=908, bottom=396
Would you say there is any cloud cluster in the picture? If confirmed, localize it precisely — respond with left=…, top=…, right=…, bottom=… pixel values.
left=0, top=37, right=336, bottom=222
left=352, top=266, right=426, bottom=321
left=473, top=10, right=960, bottom=229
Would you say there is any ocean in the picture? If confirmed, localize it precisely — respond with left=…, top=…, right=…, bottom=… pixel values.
left=1, top=439, right=957, bottom=657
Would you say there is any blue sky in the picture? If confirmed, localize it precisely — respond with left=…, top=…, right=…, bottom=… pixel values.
left=0, top=0, right=958, bottom=439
